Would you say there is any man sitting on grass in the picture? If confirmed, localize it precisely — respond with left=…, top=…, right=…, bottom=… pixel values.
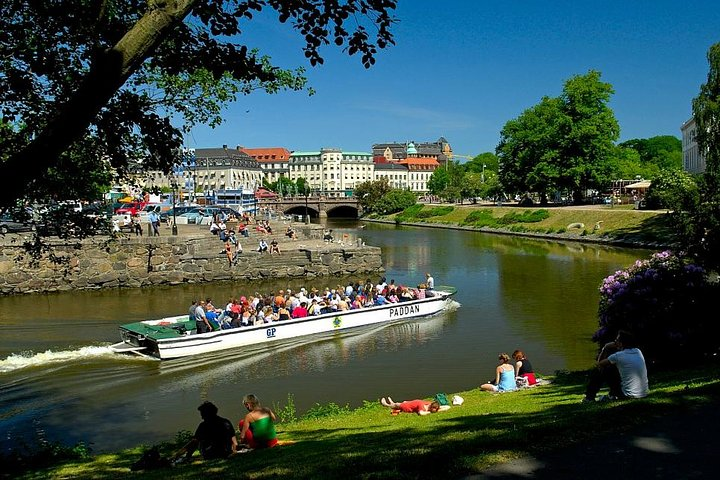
left=582, top=330, right=649, bottom=403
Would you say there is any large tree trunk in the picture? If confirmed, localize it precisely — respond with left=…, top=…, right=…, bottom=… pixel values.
left=0, top=0, right=196, bottom=207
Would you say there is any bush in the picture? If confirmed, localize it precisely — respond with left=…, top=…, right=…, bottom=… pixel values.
left=415, top=206, right=454, bottom=218
left=595, top=251, right=719, bottom=366
left=461, top=209, right=498, bottom=227
left=302, top=402, right=351, bottom=420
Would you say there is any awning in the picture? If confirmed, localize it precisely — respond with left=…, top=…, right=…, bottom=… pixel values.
left=625, top=180, right=651, bottom=189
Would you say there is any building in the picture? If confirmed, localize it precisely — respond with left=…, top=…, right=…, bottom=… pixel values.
left=398, top=157, right=440, bottom=193
left=681, top=117, right=705, bottom=174
left=241, top=147, right=291, bottom=184
left=188, top=145, right=263, bottom=200
left=372, top=137, right=453, bottom=164
left=288, top=148, right=374, bottom=196
left=373, top=161, right=409, bottom=189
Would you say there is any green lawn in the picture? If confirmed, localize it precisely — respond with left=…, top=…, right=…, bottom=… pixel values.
left=372, top=204, right=678, bottom=247
left=15, top=363, right=720, bottom=479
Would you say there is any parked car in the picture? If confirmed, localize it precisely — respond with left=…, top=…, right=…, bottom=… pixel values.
left=178, top=210, right=206, bottom=224
left=162, top=205, right=196, bottom=221
left=0, top=212, right=35, bottom=234
left=115, top=201, right=148, bottom=216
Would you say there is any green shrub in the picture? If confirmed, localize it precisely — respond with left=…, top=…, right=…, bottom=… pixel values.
left=302, top=402, right=351, bottom=420
left=461, top=209, right=498, bottom=227
left=415, top=206, right=454, bottom=218
left=498, top=209, right=550, bottom=225
left=273, top=393, right=298, bottom=424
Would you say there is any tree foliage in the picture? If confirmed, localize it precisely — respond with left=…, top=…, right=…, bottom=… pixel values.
left=496, top=70, right=619, bottom=204
left=676, top=42, right=720, bottom=271
left=618, top=135, right=682, bottom=171
left=644, top=169, right=699, bottom=210
left=354, top=178, right=392, bottom=214
left=0, top=0, right=398, bottom=209
left=374, top=189, right=416, bottom=215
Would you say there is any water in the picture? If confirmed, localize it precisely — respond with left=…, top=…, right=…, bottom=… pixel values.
left=0, top=221, right=653, bottom=453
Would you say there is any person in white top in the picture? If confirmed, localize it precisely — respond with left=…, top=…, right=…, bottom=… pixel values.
left=425, top=272, right=435, bottom=290
left=582, top=330, right=649, bottom=402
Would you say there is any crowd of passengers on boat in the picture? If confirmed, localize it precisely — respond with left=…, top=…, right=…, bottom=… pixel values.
left=190, top=276, right=436, bottom=332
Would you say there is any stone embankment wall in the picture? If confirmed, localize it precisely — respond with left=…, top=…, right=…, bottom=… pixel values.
left=0, top=232, right=383, bottom=295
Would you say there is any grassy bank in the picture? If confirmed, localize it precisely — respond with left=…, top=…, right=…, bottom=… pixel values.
left=12, top=363, right=720, bottom=479
left=366, top=203, right=677, bottom=248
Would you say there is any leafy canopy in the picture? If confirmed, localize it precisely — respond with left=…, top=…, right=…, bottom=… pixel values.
left=496, top=70, right=619, bottom=204
left=0, top=0, right=398, bottom=208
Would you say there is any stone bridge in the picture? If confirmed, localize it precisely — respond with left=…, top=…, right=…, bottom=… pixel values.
left=257, top=196, right=360, bottom=219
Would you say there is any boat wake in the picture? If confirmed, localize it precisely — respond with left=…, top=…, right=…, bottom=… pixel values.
left=0, top=345, right=146, bottom=373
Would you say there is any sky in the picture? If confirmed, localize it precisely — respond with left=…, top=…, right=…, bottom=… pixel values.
left=185, top=0, right=720, bottom=157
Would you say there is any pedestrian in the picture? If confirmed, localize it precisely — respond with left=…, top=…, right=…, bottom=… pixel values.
left=148, top=209, right=161, bottom=236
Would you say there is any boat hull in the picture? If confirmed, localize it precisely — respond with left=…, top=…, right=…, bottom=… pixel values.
left=111, top=287, right=457, bottom=360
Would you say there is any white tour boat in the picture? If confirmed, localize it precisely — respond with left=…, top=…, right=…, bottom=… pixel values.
left=110, top=286, right=457, bottom=360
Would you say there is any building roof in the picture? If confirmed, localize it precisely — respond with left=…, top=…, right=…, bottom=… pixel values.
left=241, top=147, right=291, bottom=162
left=374, top=162, right=408, bottom=171
left=398, top=157, right=440, bottom=166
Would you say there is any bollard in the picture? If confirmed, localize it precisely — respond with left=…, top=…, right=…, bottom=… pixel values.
left=356, top=237, right=363, bottom=247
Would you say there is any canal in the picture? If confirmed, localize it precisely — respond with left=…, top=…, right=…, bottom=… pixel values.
left=0, top=220, right=653, bottom=453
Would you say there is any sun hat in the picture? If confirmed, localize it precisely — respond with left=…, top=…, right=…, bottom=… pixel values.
left=451, top=395, right=464, bottom=406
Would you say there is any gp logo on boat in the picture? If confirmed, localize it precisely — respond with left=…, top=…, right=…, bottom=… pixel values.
left=266, top=327, right=276, bottom=338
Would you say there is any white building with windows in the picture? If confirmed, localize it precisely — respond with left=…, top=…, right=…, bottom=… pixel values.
left=374, top=162, right=408, bottom=189
left=681, top=117, right=705, bottom=174
left=289, top=148, right=374, bottom=196
left=188, top=146, right=263, bottom=198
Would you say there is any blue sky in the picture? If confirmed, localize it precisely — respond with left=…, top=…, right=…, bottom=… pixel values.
left=185, top=0, right=720, bottom=157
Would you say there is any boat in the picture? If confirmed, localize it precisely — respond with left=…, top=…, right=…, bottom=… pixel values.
left=110, top=286, right=457, bottom=360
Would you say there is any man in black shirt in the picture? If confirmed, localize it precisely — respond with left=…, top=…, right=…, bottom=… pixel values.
left=175, top=401, right=237, bottom=461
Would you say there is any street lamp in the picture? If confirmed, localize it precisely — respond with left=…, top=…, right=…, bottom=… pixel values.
left=482, top=164, right=486, bottom=182
left=171, top=179, right=178, bottom=235
left=305, top=187, right=310, bottom=224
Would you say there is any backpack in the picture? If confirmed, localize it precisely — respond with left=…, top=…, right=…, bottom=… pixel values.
left=434, top=393, right=449, bottom=406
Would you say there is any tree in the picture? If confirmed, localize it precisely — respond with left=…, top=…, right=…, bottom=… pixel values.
left=496, top=96, right=564, bottom=203
left=678, top=42, right=720, bottom=271
left=496, top=70, right=619, bottom=204
left=427, top=166, right=449, bottom=195
left=643, top=169, right=699, bottom=210
left=618, top=136, right=682, bottom=171
left=374, top=189, right=416, bottom=215
left=0, top=1, right=398, bottom=209
left=354, top=178, right=392, bottom=214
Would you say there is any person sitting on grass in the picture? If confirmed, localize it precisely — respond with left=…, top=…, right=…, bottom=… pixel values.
left=380, top=397, right=450, bottom=416
left=480, top=353, right=517, bottom=393
left=512, top=349, right=537, bottom=386
left=238, top=394, right=278, bottom=449
left=173, top=401, right=237, bottom=462
left=582, top=329, right=649, bottom=403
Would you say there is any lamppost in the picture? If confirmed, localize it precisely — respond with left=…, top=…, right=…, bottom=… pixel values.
left=171, top=179, right=178, bottom=235
left=304, top=186, right=310, bottom=224
left=482, top=164, right=486, bottom=182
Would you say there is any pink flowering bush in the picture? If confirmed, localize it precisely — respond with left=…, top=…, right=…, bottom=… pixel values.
left=595, top=250, right=717, bottom=365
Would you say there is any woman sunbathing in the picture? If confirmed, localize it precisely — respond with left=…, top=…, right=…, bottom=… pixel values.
left=380, top=397, right=450, bottom=415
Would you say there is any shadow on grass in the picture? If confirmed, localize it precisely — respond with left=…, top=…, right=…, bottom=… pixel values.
left=605, top=214, right=679, bottom=246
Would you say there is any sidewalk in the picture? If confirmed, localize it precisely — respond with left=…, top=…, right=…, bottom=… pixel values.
left=467, top=402, right=717, bottom=479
